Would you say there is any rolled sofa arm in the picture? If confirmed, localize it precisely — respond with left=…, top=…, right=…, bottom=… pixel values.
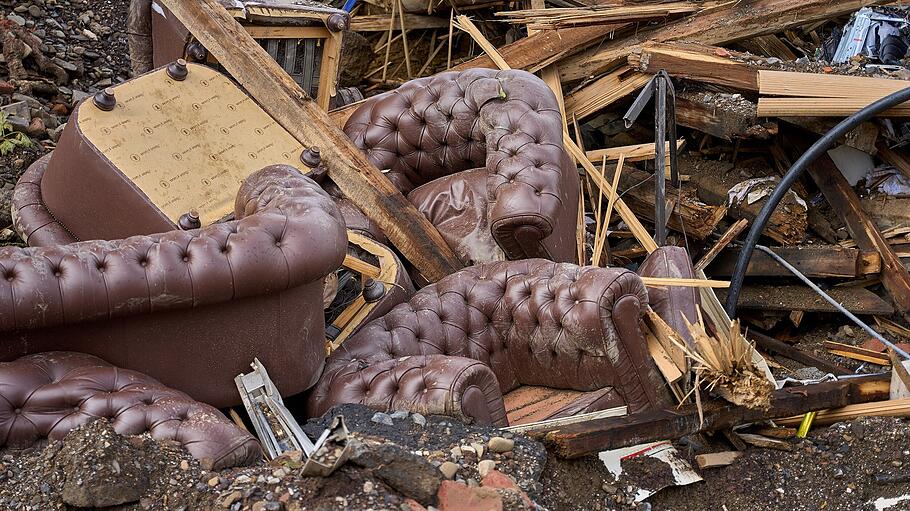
left=307, top=354, right=508, bottom=426
left=0, top=164, right=347, bottom=331
left=484, top=70, right=576, bottom=260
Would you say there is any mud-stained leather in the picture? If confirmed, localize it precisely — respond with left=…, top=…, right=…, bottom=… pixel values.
left=638, top=246, right=701, bottom=346
left=343, top=69, right=580, bottom=263
left=308, top=260, right=672, bottom=426
left=0, top=352, right=261, bottom=469
left=408, top=168, right=503, bottom=265
left=1, top=165, right=347, bottom=407
left=11, top=154, right=76, bottom=247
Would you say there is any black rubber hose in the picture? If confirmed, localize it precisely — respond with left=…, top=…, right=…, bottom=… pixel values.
left=724, top=85, right=910, bottom=317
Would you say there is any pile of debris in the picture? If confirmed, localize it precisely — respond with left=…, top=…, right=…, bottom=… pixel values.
left=4, top=0, right=910, bottom=510
left=0, top=405, right=546, bottom=510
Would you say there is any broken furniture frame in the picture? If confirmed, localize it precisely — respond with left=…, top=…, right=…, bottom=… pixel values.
left=326, top=231, right=406, bottom=354
left=623, top=70, right=679, bottom=247
left=149, top=0, right=348, bottom=110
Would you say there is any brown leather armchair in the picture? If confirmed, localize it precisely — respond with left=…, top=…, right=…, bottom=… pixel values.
left=307, top=247, right=697, bottom=426
left=0, top=352, right=260, bottom=469
left=2, top=165, right=347, bottom=408
left=343, top=69, right=580, bottom=265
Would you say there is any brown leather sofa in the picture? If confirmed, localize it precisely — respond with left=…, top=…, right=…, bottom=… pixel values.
left=3, top=164, right=347, bottom=408
left=343, top=69, right=580, bottom=265
left=0, top=352, right=260, bottom=469
left=307, top=247, right=697, bottom=426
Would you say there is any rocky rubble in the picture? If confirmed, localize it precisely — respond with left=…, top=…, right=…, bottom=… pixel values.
left=0, top=404, right=548, bottom=510
left=0, top=0, right=131, bottom=228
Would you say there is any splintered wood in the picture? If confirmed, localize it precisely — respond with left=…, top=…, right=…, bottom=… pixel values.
left=680, top=319, right=775, bottom=412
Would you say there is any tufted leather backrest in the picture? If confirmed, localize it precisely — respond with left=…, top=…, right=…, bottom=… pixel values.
left=344, top=69, right=579, bottom=262
left=0, top=164, right=346, bottom=331
left=0, top=352, right=260, bottom=469
left=326, top=259, right=652, bottom=395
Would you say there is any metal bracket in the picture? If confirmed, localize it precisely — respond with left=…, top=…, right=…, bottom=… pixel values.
left=623, top=70, right=679, bottom=247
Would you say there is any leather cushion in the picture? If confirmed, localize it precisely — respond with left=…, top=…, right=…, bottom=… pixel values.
left=407, top=168, right=504, bottom=265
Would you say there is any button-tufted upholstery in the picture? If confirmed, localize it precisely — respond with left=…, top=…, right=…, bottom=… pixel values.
left=2, top=164, right=347, bottom=407
left=0, top=352, right=260, bottom=469
left=307, top=258, right=674, bottom=426
left=343, top=69, right=580, bottom=265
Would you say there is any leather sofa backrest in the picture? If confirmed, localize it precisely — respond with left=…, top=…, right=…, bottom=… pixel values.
left=327, top=259, right=650, bottom=394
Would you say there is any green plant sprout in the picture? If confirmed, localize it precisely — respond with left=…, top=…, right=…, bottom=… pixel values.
left=0, top=111, right=32, bottom=156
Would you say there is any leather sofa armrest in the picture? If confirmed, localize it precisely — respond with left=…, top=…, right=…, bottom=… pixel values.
left=307, top=354, right=508, bottom=426
left=484, top=72, right=574, bottom=260
left=0, top=165, right=347, bottom=331
left=637, top=246, right=700, bottom=346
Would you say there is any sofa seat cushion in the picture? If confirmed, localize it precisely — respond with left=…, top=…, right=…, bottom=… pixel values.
left=407, top=168, right=505, bottom=265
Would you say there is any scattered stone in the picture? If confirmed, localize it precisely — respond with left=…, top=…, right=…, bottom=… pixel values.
left=412, top=413, right=427, bottom=427
left=372, top=412, right=394, bottom=426
left=439, top=462, right=460, bottom=480
left=487, top=437, right=514, bottom=454
left=477, top=459, right=496, bottom=478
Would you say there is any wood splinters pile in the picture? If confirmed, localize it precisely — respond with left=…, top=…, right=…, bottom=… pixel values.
left=678, top=318, right=775, bottom=412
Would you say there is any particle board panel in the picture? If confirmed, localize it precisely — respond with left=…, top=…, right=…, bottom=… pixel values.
left=76, top=63, right=304, bottom=225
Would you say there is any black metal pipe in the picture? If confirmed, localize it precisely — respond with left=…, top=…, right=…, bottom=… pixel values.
left=724, top=85, right=910, bottom=317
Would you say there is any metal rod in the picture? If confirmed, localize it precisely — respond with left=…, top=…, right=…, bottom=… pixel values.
left=724, top=85, right=910, bottom=317
left=755, top=244, right=910, bottom=360
left=655, top=76, right=667, bottom=247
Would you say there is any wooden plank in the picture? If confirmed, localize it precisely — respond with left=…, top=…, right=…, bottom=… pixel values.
left=451, top=23, right=628, bottom=74
left=563, top=66, right=650, bottom=121
left=759, top=70, right=910, bottom=99
left=758, top=97, right=910, bottom=117
left=716, top=285, right=894, bottom=315
left=736, top=433, right=792, bottom=451
left=558, top=0, right=894, bottom=84
left=695, top=219, right=749, bottom=272
left=776, top=397, right=910, bottom=427
left=706, top=246, right=881, bottom=278
left=824, top=340, right=890, bottom=365
left=586, top=140, right=686, bottom=164
left=647, top=332, right=684, bottom=384
left=696, top=451, right=742, bottom=469
left=158, top=0, right=462, bottom=283
left=745, top=330, right=852, bottom=376
left=350, top=13, right=449, bottom=31
left=496, top=3, right=701, bottom=30
left=889, top=349, right=910, bottom=396
left=537, top=375, right=890, bottom=458
left=801, top=134, right=910, bottom=314
left=629, top=42, right=761, bottom=92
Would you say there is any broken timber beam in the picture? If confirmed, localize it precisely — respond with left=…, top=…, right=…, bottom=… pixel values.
left=617, top=168, right=726, bottom=240
left=715, top=285, right=894, bottom=315
left=560, top=0, right=893, bottom=104
left=537, top=374, right=890, bottom=458
left=707, top=246, right=881, bottom=279
left=676, top=91, right=776, bottom=141
left=452, top=23, right=627, bottom=74
left=563, top=66, right=651, bottom=121
left=629, top=42, right=761, bottom=92
left=157, top=0, right=462, bottom=282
